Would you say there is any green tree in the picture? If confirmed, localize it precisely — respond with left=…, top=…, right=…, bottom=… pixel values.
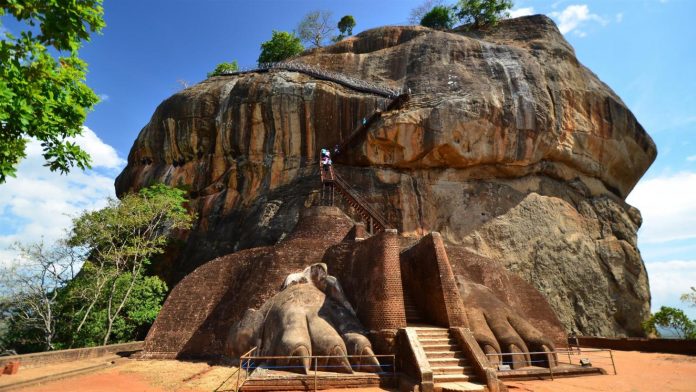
left=69, top=184, right=193, bottom=345
left=207, top=61, right=239, bottom=78
left=409, top=0, right=446, bottom=24
left=420, top=5, right=456, bottom=30
left=297, top=10, right=335, bottom=48
left=258, top=30, right=304, bottom=64
left=455, top=0, right=514, bottom=29
left=0, top=0, right=105, bottom=183
left=338, top=15, right=356, bottom=37
left=642, top=306, right=696, bottom=339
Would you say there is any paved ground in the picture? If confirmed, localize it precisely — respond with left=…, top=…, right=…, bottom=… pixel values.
left=3, top=350, right=695, bottom=391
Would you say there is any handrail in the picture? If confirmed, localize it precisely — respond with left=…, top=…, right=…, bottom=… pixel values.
left=217, top=61, right=403, bottom=98
left=332, top=169, right=390, bottom=233
left=486, top=347, right=617, bottom=376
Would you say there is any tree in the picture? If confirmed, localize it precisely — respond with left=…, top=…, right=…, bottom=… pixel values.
left=0, top=0, right=105, bottom=184
left=455, top=0, right=514, bottom=29
left=207, top=61, right=239, bottom=77
left=338, top=15, right=356, bottom=37
left=0, top=241, right=82, bottom=351
left=297, top=10, right=335, bottom=48
left=642, top=306, right=696, bottom=339
left=420, top=6, right=456, bottom=30
left=258, top=30, right=304, bottom=64
left=69, top=184, right=193, bottom=345
left=409, top=0, right=446, bottom=24
left=681, top=287, right=696, bottom=307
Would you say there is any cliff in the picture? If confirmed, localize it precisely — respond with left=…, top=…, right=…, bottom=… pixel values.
left=115, top=15, right=656, bottom=336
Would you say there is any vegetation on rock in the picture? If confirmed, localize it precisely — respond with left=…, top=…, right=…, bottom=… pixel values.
left=297, top=10, right=335, bottom=48
left=0, top=0, right=104, bottom=183
left=335, top=15, right=356, bottom=41
left=257, top=30, right=304, bottom=64
left=420, top=5, right=456, bottom=30
left=207, top=61, right=238, bottom=77
left=455, top=0, right=514, bottom=28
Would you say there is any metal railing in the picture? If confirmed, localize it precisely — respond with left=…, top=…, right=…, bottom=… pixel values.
left=236, top=347, right=396, bottom=391
left=217, top=61, right=403, bottom=98
left=333, top=169, right=390, bottom=234
left=486, top=347, right=617, bottom=380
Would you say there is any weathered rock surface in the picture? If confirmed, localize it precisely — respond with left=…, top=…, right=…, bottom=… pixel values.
left=116, top=15, right=655, bottom=336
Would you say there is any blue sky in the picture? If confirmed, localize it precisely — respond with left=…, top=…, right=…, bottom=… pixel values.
left=1, top=1, right=695, bottom=319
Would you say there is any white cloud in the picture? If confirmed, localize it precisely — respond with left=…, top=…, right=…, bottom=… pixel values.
left=508, top=7, right=535, bottom=19
left=549, top=4, right=607, bottom=35
left=98, top=94, right=110, bottom=102
left=646, top=260, right=696, bottom=317
left=0, top=127, right=125, bottom=265
left=627, top=171, right=696, bottom=244
left=687, top=155, right=696, bottom=162
left=615, top=13, right=624, bottom=23
left=69, top=126, right=125, bottom=169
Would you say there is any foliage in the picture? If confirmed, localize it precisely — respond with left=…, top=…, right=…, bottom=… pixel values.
left=297, top=10, right=335, bottom=48
left=0, top=0, right=105, bottom=183
left=409, top=0, right=446, bottom=24
left=454, top=0, right=514, bottom=29
left=642, top=306, right=696, bottom=339
left=337, top=15, right=356, bottom=37
left=258, top=30, right=304, bottom=64
left=681, top=287, right=696, bottom=307
left=69, top=183, right=192, bottom=345
left=421, top=6, right=456, bottom=30
left=207, top=61, right=238, bottom=78
left=0, top=241, right=81, bottom=351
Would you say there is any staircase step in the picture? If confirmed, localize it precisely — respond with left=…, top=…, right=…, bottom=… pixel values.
left=419, top=338, right=456, bottom=345
left=416, top=330, right=449, bottom=337
left=422, top=344, right=459, bottom=352
left=425, top=350, right=465, bottom=359
left=433, top=374, right=470, bottom=383
left=432, top=366, right=474, bottom=375
left=437, top=381, right=486, bottom=392
left=428, top=358, right=469, bottom=367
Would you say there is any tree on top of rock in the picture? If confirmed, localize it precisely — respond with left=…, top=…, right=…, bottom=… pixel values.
left=420, top=5, right=456, bottom=30
left=338, top=15, right=356, bottom=36
left=257, top=31, right=304, bottom=65
left=455, top=0, right=514, bottom=29
left=297, top=10, right=335, bottom=48
left=207, top=61, right=239, bottom=77
left=0, top=0, right=105, bottom=184
left=409, top=0, right=446, bottom=24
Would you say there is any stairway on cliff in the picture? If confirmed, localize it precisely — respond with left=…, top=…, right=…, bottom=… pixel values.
left=403, top=293, right=424, bottom=324
left=415, top=327, right=485, bottom=391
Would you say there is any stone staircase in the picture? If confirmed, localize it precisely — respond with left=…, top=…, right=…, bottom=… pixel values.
left=404, top=293, right=424, bottom=324
left=415, top=327, right=485, bottom=391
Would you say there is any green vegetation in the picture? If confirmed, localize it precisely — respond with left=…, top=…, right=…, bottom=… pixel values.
left=420, top=6, right=456, bottom=30
left=642, top=306, right=696, bottom=339
left=207, top=61, right=239, bottom=77
left=337, top=15, right=356, bottom=40
left=297, top=10, right=335, bottom=48
left=454, top=0, right=514, bottom=29
left=0, top=0, right=105, bottom=183
left=0, top=184, right=193, bottom=353
left=258, top=30, right=304, bottom=64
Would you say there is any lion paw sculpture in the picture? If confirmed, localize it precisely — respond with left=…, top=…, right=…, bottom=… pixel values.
left=226, top=263, right=381, bottom=374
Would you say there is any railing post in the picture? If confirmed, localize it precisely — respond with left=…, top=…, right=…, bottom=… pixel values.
left=609, top=350, right=617, bottom=375
left=314, top=357, right=318, bottom=392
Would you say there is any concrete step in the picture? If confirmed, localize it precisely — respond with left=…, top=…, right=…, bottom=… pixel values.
left=428, top=357, right=470, bottom=367
left=425, top=350, right=466, bottom=359
left=433, top=374, right=471, bottom=383
left=422, top=344, right=459, bottom=352
left=432, top=365, right=474, bottom=375
left=419, top=337, right=456, bottom=345
left=437, top=381, right=486, bottom=392
left=416, top=330, right=449, bottom=338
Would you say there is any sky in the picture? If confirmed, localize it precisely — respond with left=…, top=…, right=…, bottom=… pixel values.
left=1, top=0, right=695, bottom=319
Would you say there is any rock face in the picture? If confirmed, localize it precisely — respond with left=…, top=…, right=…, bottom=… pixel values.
left=116, top=15, right=656, bottom=336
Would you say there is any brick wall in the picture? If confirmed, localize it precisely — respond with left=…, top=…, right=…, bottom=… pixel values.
left=400, top=232, right=468, bottom=328
left=324, top=229, right=407, bottom=332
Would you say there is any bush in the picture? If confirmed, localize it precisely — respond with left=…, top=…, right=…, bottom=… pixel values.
left=258, top=31, right=304, bottom=64
left=455, top=0, right=514, bottom=29
left=421, top=5, right=456, bottom=30
left=207, top=61, right=239, bottom=77
left=642, top=306, right=696, bottom=339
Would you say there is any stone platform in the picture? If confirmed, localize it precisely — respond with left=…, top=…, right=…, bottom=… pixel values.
left=239, top=368, right=396, bottom=391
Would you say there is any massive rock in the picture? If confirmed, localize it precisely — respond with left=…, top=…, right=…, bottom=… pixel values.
left=116, top=15, right=656, bottom=336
